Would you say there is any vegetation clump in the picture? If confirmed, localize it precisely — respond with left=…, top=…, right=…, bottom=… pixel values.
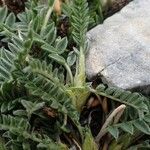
left=0, top=0, right=149, bottom=149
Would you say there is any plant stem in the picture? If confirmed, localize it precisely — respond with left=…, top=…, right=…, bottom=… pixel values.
left=95, top=104, right=126, bottom=144
left=97, top=0, right=104, bottom=22
left=91, top=89, right=140, bottom=110
left=42, top=0, right=56, bottom=30
left=74, top=47, right=86, bottom=87
left=65, top=63, right=74, bottom=84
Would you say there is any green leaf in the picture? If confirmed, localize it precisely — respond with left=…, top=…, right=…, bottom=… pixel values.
left=5, top=13, right=16, bottom=27
left=50, top=101, right=59, bottom=109
left=1, top=101, right=17, bottom=113
left=41, top=44, right=57, bottom=54
left=133, top=120, right=150, bottom=134
left=62, top=3, right=72, bottom=17
left=13, top=110, right=27, bottom=116
left=8, top=43, right=19, bottom=54
left=67, top=51, right=77, bottom=66
left=95, top=84, right=149, bottom=116
left=46, top=26, right=56, bottom=44
left=17, top=12, right=27, bottom=22
left=71, top=0, right=89, bottom=47
left=21, top=100, right=33, bottom=111
left=40, top=23, right=54, bottom=39
left=0, top=6, right=8, bottom=24
left=32, top=16, right=40, bottom=32
left=33, top=102, right=45, bottom=111
left=96, top=84, right=106, bottom=92
left=0, top=115, right=29, bottom=133
left=144, top=115, right=150, bottom=123
left=55, top=37, right=68, bottom=54
left=26, top=9, right=34, bottom=23
left=0, top=137, right=6, bottom=150
left=108, top=126, right=119, bottom=140
left=21, top=100, right=45, bottom=115
left=49, top=54, right=66, bottom=65
left=12, top=36, right=23, bottom=49
left=23, top=142, right=31, bottom=150
left=119, top=123, right=134, bottom=134
left=82, top=131, right=97, bottom=150
left=48, top=0, right=55, bottom=6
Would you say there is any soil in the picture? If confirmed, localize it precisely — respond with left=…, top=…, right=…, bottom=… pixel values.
left=104, top=0, right=133, bottom=18
left=0, top=0, right=27, bottom=14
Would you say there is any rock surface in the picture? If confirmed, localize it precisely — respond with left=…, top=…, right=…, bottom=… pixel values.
left=86, top=0, right=150, bottom=90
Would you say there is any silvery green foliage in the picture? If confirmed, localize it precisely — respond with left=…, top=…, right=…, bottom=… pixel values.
left=0, top=0, right=150, bottom=149
left=0, top=3, right=80, bottom=149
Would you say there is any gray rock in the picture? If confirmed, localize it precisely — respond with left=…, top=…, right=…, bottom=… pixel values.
left=86, top=0, right=150, bottom=90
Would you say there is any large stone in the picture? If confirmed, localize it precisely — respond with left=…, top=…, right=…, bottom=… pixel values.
left=86, top=0, right=150, bottom=91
